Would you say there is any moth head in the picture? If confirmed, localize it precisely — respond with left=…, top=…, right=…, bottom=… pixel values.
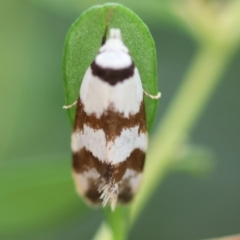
left=100, top=28, right=129, bottom=53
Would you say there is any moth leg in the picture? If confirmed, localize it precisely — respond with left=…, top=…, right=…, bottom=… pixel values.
left=63, top=100, right=77, bottom=109
left=143, top=90, right=161, bottom=100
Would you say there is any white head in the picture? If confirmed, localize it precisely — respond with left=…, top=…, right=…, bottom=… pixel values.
left=100, top=28, right=129, bottom=53
left=95, top=28, right=132, bottom=69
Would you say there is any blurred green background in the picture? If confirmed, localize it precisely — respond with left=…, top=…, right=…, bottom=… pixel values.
left=0, top=0, right=239, bottom=239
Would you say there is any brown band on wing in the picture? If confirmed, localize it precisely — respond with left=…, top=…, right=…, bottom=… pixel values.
left=73, top=147, right=145, bottom=205
left=73, top=147, right=145, bottom=175
left=91, top=61, right=134, bottom=86
left=72, top=147, right=104, bottom=174
left=118, top=149, right=145, bottom=203
left=118, top=185, right=134, bottom=203
left=84, top=186, right=102, bottom=204
left=73, top=98, right=147, bottom=141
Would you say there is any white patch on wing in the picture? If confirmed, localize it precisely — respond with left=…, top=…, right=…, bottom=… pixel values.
left=73, top=169, right=100, bottom=195
left=71, top=131, right=83, bottom=152
left=73, top=125, right=147, bottom=164
left=80, top=67, right=143, bottom=118
left=81, top=126, right=107, bottom=161
left=121, top=169, right=143, bottom=194
left=107, top=126, right=147, bottom=164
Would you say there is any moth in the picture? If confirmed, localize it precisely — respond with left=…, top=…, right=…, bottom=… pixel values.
left=64, top=28, right=160, bottom=210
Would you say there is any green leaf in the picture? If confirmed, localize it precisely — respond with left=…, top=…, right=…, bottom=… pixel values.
left=63, top=3, right=159, bottom=131
left=0, top=155, right=89, bottom=236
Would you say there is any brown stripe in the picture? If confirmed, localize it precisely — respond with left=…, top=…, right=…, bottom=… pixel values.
left=73, top=98, right=147, bottom=141
left=91, top=61, right=135, bottom=86
left=73, top=147, right=145, bottom=205
left=73, top=147, right=145, bottom=177
left=84, top=185, right=102, bottom=204
left=118, top=184, right=134, bottom=203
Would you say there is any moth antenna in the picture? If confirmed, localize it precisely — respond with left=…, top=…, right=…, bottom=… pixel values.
left=143, top=90, right=161, bottom=100
left=63, top=100, right=77, bottom=109
left=101, top=26, right=108, bottom=46
left=101, top=7, right=114, bottom=45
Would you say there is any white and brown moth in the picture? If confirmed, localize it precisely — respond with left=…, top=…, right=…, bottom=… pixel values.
left=64, top=28, right=160, bottom=210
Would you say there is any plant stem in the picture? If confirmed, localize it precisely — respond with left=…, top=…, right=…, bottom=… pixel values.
left=105, top=206, right=129, bottom=240
left=130, top=45, right=233, bottom=222
left=92, top=222, right=112, bottom=240
left=93, top=206, right=129, bottom=240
